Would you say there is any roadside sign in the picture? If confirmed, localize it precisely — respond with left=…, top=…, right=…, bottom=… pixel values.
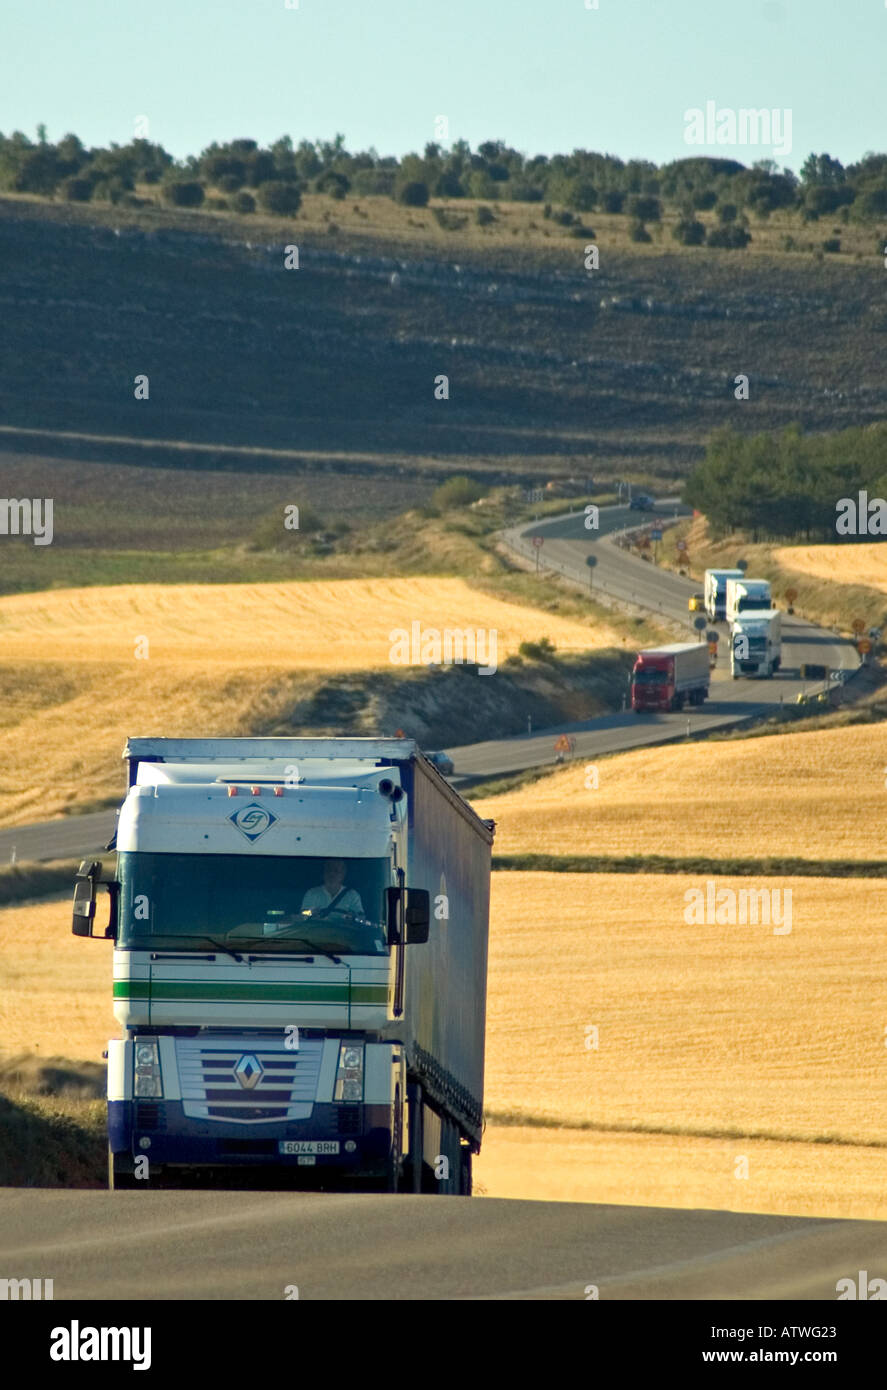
left=785, top=588, right=797, bottom=602
left=857, top=638, right=872, bottom=654
left=650, top=528, right=662, bottom=541
left=676, top=539, right=687, bottom=551
left=585, top=554, right=597, bottom=567
left=706, top=630, right=719, bottom=644
left=693, top=616, right=707, bottom=631
left=531, top=535, right=544, bottom=548
left=736, top=558, right=748, bottom=573
left=851, top=618, right=866, bottom=634
left=830, top=669, right=849, bottom=684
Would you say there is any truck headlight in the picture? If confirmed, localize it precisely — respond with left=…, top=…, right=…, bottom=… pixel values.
left=334, top=1042, right=364, bottom=1101
left=133, top=1039, right=162, bottom=1098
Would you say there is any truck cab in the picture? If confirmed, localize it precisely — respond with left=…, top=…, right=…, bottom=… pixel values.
left=73, top=738, right=493, bottom=1195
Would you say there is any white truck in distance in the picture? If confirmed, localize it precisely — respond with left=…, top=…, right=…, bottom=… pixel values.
left=731, top=609, right=782, bottom=678
left=72, top=737, right=494, bottom=1195
left=725, top=577, right=773, bottom=629
left=704, top=568, right=745, bottom=622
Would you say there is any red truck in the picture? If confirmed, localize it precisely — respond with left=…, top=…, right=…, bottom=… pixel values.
left=630, top=642, right=710, bottom=713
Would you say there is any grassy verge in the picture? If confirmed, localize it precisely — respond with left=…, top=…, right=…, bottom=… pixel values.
left=492, top=854, right=887, bottom=877
left=0, top=860, right=81, bottom=906
left=0, top=1088, right=105, bottom=1187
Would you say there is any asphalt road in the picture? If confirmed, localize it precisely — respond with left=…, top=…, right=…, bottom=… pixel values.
left=1, top=1189, right=884, bottom=1300
left=0, top=500, right=860, bottom=859
left=448, top=500, right=859, bottom=779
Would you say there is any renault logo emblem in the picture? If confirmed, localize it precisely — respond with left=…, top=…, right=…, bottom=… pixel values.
left=234, top=1054, right=263, bottom=1089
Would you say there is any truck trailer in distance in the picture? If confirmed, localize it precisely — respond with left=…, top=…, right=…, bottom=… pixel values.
left=731, top=609, right=782, bottom=678
left=704, top=568, right=745, bottom=622
left=630, top=642, right=710, bottom=712
left=725, top=577, right=773, bottom=629
left=72, top=737, right=494, bottom=1195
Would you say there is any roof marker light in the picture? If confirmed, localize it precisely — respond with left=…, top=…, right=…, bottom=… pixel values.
left=250, top=786, right=261, bottom=795
left=273, top=786, right=284, bottom=797
left=228, top=786, right=239, bottom=797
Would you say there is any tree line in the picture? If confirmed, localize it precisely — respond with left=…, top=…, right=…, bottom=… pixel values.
left=684, top=423, right=887, bottom=540
left=2, top=128, right=887, bottom=231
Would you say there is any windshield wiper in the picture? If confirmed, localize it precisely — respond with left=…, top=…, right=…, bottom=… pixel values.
left=263, top=931, right=344, bottom=966
left=188, top=935, right=245, bottom=963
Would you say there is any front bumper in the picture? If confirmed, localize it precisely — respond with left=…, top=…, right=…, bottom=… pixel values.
left=109, top=1099, right=394, bottom=1174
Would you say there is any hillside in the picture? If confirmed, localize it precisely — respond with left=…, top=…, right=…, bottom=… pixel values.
left=1, top=195, right=886, bottom=491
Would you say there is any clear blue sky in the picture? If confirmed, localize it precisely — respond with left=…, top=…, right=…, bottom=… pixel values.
left=3, top=0, right=884, bottom=171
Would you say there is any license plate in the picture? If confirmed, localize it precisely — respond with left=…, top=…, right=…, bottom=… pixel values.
left=278, top=1141, right=340, bottom=1155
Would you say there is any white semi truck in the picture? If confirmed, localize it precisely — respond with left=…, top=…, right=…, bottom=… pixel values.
left=704, top=568, right=745, bottom=622
left=725, top=577, right=773, bottom=629
left=731, top=609, right=782, bottom=678
left=72, top=737, right=494, bottom=1194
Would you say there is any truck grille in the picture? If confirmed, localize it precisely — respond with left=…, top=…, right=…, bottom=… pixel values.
left=176, top=1036, right=322, bottom=1124
left=337, top=1105, right=361, bottom=1135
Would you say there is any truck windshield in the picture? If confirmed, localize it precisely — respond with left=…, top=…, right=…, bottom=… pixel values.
left=632, top=668, right=666, bottom=684
left=117, top=852, right=390, bottom=955
left=739, top=597, right=770, bottom=611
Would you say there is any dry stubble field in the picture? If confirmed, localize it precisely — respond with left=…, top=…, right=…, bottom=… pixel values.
left=475, top=723, right=887, bottom=863
left=774, top=541, right=887, bottom=594
left=3, top=869, right=885, bottom=1217
left=0, top=576, right=619, bottom=826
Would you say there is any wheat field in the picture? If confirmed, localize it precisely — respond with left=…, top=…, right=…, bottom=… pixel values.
left=475, top=722, right=887, bottom=862
left=774, top=541, right=887, bottom=594
left=0, top=576, right=618, bottom=826
left=0, top=576, right=611, bottom=666
left=3, top=869, right=885, bottom=1215
left=475, top=871, right=887, bottom=1217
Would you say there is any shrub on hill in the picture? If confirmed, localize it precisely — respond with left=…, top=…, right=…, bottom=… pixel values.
left=60, top=176, right=92, bottom=202
left=429, top=476, right=486, bottom=512
left=673, top=217, right=706, bottom=245
left=162, top=180, right=205, bottom=208
left=627, top=194, right=661, bottom=222
left=257, top=181, right=302, bottom=215
left=397, top=180, right=429, bottom=207
left=707, top=223, right=751, bottom=248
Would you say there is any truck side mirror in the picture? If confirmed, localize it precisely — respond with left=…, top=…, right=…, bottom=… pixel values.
left=385, top=886, right=430, bottom=945
left=72, top=860, right=118, bottom=939
left=404, top=889, right=430, bottom=944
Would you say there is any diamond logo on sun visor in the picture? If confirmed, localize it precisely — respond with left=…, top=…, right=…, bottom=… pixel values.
left=234, top=1054, right=263, bottom=1089
left=229, top=802, right=277, bottom=842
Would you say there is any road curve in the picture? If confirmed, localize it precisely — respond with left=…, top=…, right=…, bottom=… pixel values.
left=448, top=500, right=858, bottom=779
left=0, top=500, right=860, bottom=855
left=1, top=1189, right=884, bottom=1300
